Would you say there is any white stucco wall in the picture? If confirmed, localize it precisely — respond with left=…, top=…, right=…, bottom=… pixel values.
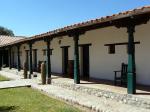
left=14, top=20, right=150, bottom=86
left=134, top=21, right=150, bottom=85
left=78, top=27, right=128, bottom=82
left=19, top=43, right=28, bottom=68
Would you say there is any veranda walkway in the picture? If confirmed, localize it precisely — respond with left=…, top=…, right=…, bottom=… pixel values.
left=0, top=68, right=150, bottom=112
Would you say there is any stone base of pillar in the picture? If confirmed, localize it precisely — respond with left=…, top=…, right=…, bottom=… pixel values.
left=29, top=74, right=32, bottom=79
left=47, top=78, right=51, bottom=84
left=127, top=73, right=136, bottom=94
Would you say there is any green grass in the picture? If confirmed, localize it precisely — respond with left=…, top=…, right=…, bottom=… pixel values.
left=0, top=87, right=81, bottom=112
left=0, top=75, right=9, bottom=81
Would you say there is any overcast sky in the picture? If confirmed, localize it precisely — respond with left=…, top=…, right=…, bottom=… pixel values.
left=0, top=0, right=150, bottom=37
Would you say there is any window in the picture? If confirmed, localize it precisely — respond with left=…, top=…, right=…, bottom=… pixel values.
left=105, top=41, right=140, bottom=54
left=108, top=45, right=115, bottom=54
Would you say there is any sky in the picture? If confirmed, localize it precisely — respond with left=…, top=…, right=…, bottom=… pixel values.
left=0, top=0, right=150, bottom=37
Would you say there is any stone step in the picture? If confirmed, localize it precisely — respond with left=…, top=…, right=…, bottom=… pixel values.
left=51, top=80, right=150, bottom=110
left=32, top=84, right=150, bottom=112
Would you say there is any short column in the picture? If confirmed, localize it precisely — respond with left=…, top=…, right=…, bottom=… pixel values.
left=45, top=38, right=53, bottom=84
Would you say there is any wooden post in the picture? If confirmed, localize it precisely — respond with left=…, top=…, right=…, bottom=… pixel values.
left=45, top=38, right=52, bottom=84
left=73, top=34, right=80, bottom=84
left=25, top=50, right=29, bottom=71
left=17, top=45, right=21, bottom=71
left=29, top=42, right=33, bottom=79
left=33, top=49, right=37, bottom=71
left=9, top=47, right=12, bottom=69
left=1, top=49, right=4, bottom=67
left=127, top=25, right=136, bottom=94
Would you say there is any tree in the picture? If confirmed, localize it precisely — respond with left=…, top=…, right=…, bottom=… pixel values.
left=0, top=26, right=14, bottom=36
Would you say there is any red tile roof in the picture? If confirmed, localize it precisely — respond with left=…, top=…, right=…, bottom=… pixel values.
left=1, top=5, right=150, bottom=47
left=0, top=35, right=25, bottom=46
left=31, top=5, right=150, bottom=39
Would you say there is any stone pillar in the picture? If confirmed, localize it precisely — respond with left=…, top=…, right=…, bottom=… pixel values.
left=127, top=25, right=136, bottom=94
left=73, top=34, right=80, bottom=84
left=45, top=38, right=53, bottom=84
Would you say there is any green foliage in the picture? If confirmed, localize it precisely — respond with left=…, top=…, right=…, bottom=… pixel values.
left=0, top=87, right=81, bottom=112
left=0, top=26, right=14, bottom=36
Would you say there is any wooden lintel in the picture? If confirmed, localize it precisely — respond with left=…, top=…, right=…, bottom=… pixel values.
left=104, top=41, right=140, bottom=46
left=27, top=40, right=35, bottom=45
left=68, top=29, right=85, bottom=37
left=42, top=48, right=53, bottom=51
left=60, top=46, right=70, bottom=48
left=43, top=36, right=53, bottom=42
left=32, top=49, right=37, bottom=51
left=79, top=43, right=92, bottom=46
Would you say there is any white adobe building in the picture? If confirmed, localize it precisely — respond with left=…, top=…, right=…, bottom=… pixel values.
left=1, top=6, right=150, bottom=94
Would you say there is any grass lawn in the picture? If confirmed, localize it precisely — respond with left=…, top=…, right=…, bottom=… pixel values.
left=0, top=87, right=81, bottom=112
left=0, top=75, right=9, bottom=81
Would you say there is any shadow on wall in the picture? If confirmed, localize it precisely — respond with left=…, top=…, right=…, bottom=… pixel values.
left=0, top=106, right=18, bottom=112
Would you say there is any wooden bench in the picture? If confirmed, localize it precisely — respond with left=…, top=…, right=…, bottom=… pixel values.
left=114, top=63, right=128, bottom=86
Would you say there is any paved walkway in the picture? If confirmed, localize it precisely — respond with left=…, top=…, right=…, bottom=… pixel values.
left=0, top=70, right=150, bottom=112
left=0, top=79, right=32, bottom=89
left=0, top=70, right=23, bottom=80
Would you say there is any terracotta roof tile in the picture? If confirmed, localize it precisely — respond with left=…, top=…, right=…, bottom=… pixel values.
left=0, top=35, right=26, bottom=46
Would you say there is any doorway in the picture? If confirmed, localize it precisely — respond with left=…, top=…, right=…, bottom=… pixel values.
left=61, top=46, right=69, bottom=76
left=2, top=50, right=9, bottom=67
left=12, top=51, right=15, bottom=68
left=80, top=45, right=90, bottom=79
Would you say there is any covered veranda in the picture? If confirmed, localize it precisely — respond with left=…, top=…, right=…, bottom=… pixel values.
left=0, top=7, right=150, bottom=95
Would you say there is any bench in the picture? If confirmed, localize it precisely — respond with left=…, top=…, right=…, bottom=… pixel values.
left=114, top=63, right=128, bottom=86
